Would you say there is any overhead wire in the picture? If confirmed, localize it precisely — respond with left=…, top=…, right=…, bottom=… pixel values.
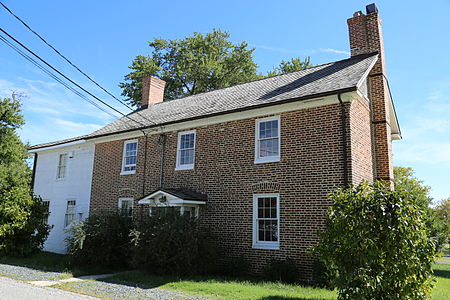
left=0, top=27, right=147, bottom=127
left=0, top=1, right=158, bottom=128
left=0, top=33, right=119, bottom=119
left=0, top=1, right=134, bottom=111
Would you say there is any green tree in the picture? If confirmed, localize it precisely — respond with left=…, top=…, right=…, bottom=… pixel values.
left=394, top=166, right=448, bottom=251
left=0, top=97, right=51, bottom=256
left=267, top=56, right=312, bottom=77
left=120, top=29, right=260, bottom=107
left=314, top=182, right=435, bottom=299
left=434, top=198, right=450, bottom=246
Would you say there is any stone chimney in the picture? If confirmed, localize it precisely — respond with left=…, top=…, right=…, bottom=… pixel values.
left=348, top=3, right=394, bottom=183
left=141, top=76, right=166, bottom=108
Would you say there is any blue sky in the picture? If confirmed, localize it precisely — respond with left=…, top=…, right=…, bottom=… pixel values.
left=0, top=1, right=449, bottom=202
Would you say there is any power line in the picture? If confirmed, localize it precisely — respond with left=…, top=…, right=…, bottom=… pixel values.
left=0, top=33, right=119, bottom=119
left=0, top=1, right=157, bottom=128
left=0, top=1, right=134, bottom=112
left=0, top=27, right=146, bottom=127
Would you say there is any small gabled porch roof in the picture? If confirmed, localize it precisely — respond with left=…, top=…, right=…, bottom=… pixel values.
left=137, top=188, right=207, bottom=206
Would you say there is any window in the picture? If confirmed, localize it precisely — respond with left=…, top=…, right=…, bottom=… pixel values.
left=56, top=153, right=67, bottom=179
left=121, top=140, right=138, bottom=174
left=64, top=200, right=76, bottom=227
left=42, top=201, right=50, bottom=225
left=176, top=130, right=196, bottom=170
left=255, top=116, right=280, bottom=164
left=118, top=198, right=133, bottom=218
left=253, top=194, right=280, bottom=250
left=149, top=206, right=199, bottom=218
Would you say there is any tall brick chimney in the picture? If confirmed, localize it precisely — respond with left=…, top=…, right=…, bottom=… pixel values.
left=141, top=76, right=166, bottom=108
left=348, top=3, right=394, bottom=183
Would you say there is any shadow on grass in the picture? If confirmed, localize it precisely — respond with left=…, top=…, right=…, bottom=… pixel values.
left=0, top=251, right=116, bottom=277
left=434, top=269, right=450, bottom=279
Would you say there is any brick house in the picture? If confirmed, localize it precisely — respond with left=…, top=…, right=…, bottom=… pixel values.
left=30, top=4, right=400, bottom=280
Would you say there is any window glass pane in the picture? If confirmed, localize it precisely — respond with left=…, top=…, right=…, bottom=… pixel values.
left=259, top=138, right=279, bottom=157
left=259, top=120, right=278, bottom=139
left=180, top=133, right=194, bottom=149
left=180, top=149, right=194, bottom=165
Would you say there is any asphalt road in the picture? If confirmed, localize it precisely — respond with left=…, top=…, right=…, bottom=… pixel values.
left=0, top=276, right=98, bottom=300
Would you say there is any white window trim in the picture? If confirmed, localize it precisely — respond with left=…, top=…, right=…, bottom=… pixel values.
left=118, top=197, right=134, bottom=217
left=254, top=116, right=281, bottom=164
left=175, top=130, right=196, bottom=170
left=252, top=193, right=280, bottom=250
left=64, top=199, right=76, bottom=228
left=56, top=153, right=68, bottom=180
left=121, top=139, right=138, bottom=175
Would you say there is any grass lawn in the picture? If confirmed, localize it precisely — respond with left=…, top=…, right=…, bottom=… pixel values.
left=436, top=256, right=450, bottom=263
left=0, top=252, right=449, bottom=299
left=104, top=271, right=337, bottom=300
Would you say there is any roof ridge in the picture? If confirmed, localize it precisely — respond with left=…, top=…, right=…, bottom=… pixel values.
left=147, top=51, right=378, bottom=108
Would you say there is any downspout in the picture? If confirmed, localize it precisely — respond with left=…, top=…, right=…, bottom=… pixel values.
left=158, top=133, right=167, bottom=189
left=338, top=94, right=349, bottom=188
left=141, top=131, right=149, bottom=197
left=30, top=152, right=38, bottom=192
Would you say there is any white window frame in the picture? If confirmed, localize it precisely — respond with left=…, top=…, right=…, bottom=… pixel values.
left=252, top=193, right=280, bottom=250
left=56, top=153, right=68, bottom=180
left=175, top=130, right=196, bottom=170
left=42, top=200, right=50, bottom=225
left=254, top=116, right=281, bottom=164
left=118, top=198, right=134, bottom=218
left=64, top=199, right=76, bottom=228
left=121, top=139, right=138, bottom=175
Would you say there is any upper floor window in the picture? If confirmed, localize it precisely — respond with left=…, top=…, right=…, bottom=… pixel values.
left=176, top=130, right=196, bottom=170
left=64, top=200, right=76, bottom=227
left=56, top=153, right=67, bottom=179
left=255, top=116, right=280, bottom=164
left=252, top=194, right=280, bottom=250
left=118, top=198, right=133, bottom=218
left=121, top=140, right=138, bottom=174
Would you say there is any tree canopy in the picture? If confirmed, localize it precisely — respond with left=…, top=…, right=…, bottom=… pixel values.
left=120, top=29, right=313, bottom=107
left=0, top=97, right=50, bottom=256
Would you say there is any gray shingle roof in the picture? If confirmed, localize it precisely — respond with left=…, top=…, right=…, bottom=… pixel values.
left=29, top=53, right=378, bottom=150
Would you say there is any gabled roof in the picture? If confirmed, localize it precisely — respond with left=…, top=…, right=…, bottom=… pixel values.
left=29, top=53, right=379, bottom=150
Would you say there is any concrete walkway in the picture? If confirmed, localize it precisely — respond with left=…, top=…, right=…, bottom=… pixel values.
left=30, top=273, right=115, bottom=287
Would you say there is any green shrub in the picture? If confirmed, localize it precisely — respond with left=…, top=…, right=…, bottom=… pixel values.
left=314, top=182, right=435, bottom=299
left=263, top=259, right=299, bottom=283
left=130, top=209, right=217, bottom=275
left=219, top=256, right=250, bottom=276
left=66, top=211, right=133, bottom=269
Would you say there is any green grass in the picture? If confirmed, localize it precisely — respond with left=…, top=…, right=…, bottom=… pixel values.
left=432, top=263, right=450, bottom=300
left=436, top=256, right=450, bottom=263
left=105, top=271, right=337, bottom=300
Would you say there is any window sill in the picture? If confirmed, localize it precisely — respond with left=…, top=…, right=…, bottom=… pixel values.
left=120, top=170, right=136, bottom=175
left=56, top=178, right=65, bottom=181
left=175, top=165, right=194, bottom=171
left=254, top=156, right=280, bottom=164
left=252, top=242, right=280, bottom=250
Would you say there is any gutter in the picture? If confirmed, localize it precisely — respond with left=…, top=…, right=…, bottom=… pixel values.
left=338, top=93, right=350, bottom=188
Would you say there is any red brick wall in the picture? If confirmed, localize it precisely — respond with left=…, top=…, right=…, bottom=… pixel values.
left=348, top=9, right=394, bottom=183
left=349, top=97, right=374, bottom=184
left=91, top=102, right=372, bottom=282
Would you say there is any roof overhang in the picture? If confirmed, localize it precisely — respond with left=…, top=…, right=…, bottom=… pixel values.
left=28, top=139, right=87, bottom=153
left=138, top=189, right=207, bottom=206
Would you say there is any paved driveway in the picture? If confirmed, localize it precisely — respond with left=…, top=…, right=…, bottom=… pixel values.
left=0, top=276, right=98, bottom=300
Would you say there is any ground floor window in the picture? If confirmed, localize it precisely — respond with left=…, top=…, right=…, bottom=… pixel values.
left=118, top=198, right=134, bottom=218
left=42, top=200, right=50, bottom=225
left=64, top=200, right=76, bottom=227
left=252, top=193, right=280, bottom=250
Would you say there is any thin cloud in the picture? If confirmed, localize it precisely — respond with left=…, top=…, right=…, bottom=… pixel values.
left=250, top=43, right=350, bottom=56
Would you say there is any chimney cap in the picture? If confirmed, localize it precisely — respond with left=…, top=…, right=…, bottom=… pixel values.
left=366, top=3, right=378, bottom=14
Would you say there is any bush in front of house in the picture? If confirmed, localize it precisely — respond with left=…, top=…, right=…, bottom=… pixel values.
left=313, top=181, right=435, bottom=299
left=66, top=211, right=133, bottom=270
left=130, top=208, right=217, bottom=275
left=263, top=259, right=299, bottom=283
left=218, top=256, right=250, bottom=276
